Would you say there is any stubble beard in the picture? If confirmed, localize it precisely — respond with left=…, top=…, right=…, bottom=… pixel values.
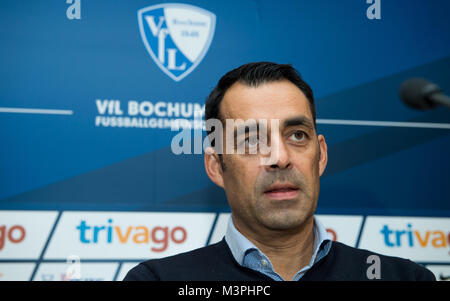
left=250, top=169, right=316, bottom=232
left=252, top=190, right=315, bottom=232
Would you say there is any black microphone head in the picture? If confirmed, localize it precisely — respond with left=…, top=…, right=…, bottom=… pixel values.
left=400, top=78, right=441, bottom=110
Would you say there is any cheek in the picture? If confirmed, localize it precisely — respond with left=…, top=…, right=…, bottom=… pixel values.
left=223, top=156, right=259, bottom=196
left=293, top=152, right=320, bottom=187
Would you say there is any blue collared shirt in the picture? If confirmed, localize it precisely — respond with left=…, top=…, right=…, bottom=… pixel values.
left=224, top=215, right=332, bottom=281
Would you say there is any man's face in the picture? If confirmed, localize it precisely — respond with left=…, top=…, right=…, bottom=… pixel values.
left=216, top=80, right=327, bottom=235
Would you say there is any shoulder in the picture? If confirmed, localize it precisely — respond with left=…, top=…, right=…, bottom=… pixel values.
left=329, top=241, right=435, bottom=281
left=123, top=239, right=233, bottom=281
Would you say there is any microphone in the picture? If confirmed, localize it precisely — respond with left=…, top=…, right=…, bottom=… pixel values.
left=400, top=78, right=450, bottom=110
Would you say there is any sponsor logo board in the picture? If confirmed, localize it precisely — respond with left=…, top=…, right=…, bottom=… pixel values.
left=359, top=216, right=450, bottom=263
left=425, top=265, right=450, bottom=281
left=44, top=211, right=215, bottom=259
left=316, top=215, right=363, bottom=247
left=0, top=263, right=36, bottom=281
left=116, top=262, right=141, bottom=281
left=0, top=211, right=58, bottom=259
left=209, top=213, right=230, bottom=245
left=33, top=262, right=118, bottom=281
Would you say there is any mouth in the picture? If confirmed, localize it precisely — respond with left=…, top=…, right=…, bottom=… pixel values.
left=263, top=182, right=299, bottom=200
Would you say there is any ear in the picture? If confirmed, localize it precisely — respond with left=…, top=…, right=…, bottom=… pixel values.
left=204, top=147, right=225, bottom=188
left=317, top=134, right=328, bottom=177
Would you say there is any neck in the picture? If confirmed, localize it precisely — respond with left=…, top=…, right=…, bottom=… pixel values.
left=234, top=215, right=316, bottom=281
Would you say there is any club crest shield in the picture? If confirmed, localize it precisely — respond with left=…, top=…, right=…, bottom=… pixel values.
left=137, top=3, right=216, bottom=82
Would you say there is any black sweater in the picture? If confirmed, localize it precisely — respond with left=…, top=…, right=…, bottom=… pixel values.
left=123, top=239, right=435, bottom=281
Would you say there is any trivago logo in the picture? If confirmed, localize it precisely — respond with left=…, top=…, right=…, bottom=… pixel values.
left=380, top=224, right=449, bottom=248
left=0, top=224, right=26, bottom=251
left=76, top=219, right=187, bottom=252
left=44, top=212, right=215, bottom=260
left=0, top=211, right=58, bottom=259
left=359, top=216, right=450, bottom=263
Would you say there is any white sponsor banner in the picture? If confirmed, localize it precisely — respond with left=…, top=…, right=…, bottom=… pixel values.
left=209, top=213, right=230, bottom=245
left=0, top=263, right=36, bottom=281
left=33, top=262, right=118, bottom=281
left=425, top=265, right=450, bottom=281
left=359, top=216, right=450, bottom=263
left=209, top=213, right=363, bottom=247
left=316, top=215, right=363, bottom=247
left=116, top=262, right=141, bottom=281
left=0, top=210, right=58, bottom=259
left=44, top=211, right=215, bottom=259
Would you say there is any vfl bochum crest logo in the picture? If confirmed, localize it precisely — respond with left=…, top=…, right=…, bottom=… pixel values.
left=138, top=3, right=216, bottom=82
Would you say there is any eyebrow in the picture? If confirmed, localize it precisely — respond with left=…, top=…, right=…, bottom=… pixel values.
left=283, top=115, right=315, bottom=131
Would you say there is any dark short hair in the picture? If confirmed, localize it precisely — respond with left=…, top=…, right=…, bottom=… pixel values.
left=204, top=62, right=316, bottom=134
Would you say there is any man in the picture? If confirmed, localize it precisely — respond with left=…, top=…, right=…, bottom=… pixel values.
left=124, top=62, right=435, bottom=281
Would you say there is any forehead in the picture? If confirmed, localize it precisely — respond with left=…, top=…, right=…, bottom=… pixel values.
left=220, top=80, right=312, bottom=121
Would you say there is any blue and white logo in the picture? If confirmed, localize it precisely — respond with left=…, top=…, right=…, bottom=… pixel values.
left=138, top=3, right=216, bottom=82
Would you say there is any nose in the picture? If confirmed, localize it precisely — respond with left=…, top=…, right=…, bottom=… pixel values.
left=264, top=136, right=292, bottom=171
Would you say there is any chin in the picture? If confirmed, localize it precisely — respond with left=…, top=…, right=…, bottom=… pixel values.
left=260, top=212, right=308, bottom=231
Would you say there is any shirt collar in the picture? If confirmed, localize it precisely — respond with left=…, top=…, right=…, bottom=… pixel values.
left=224, top=217, right=257, bottom=265
left=225, top=215, right=332, bottom=266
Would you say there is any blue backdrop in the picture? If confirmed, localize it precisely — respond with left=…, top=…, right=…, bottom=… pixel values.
left=0, top=0, right=449, bottom=281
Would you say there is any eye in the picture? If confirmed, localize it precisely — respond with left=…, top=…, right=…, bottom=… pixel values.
left=289, top=131, right=306, bottom=142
